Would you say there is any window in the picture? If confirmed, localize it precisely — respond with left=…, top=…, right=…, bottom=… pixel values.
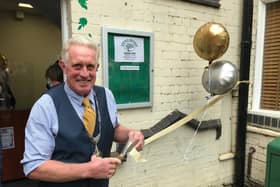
left=252, top=0, right=280, bottom=115
left=261, top=1, right=280, bottom=111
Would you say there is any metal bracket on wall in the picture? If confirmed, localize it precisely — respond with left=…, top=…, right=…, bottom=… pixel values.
left=140, top=109, right=222, bottom=140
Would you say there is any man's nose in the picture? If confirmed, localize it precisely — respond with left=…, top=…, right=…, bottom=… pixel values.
left=80, top=66, right=89, bottom=76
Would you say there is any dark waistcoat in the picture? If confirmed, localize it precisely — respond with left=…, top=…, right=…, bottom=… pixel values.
left=39, top=84, right=114, bottom=187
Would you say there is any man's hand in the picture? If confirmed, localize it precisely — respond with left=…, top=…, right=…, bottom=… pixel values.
left=86, top=155, right=121, bottom=179
left=128, top=130, right=144, bottom=152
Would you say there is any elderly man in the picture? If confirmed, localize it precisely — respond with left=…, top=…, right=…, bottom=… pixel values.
left=21, top=36, right=144, bottom=187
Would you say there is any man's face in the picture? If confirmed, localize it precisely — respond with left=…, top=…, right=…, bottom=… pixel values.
left=63, top=44, right=99, bottom=96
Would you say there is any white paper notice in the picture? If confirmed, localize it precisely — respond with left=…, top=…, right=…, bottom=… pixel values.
left=0, top=127, right=15, bottom=149
left=114, top=36, right=144, bottom=62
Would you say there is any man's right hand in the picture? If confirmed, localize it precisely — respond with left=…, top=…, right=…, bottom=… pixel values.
left=86, top=155, right=121, bottom=179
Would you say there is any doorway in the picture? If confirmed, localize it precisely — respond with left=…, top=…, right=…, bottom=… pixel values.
left=0, top=0, right=63, bottom=184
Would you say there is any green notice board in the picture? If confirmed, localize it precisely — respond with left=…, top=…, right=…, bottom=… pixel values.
left=102, top=27, right=154, bottom=109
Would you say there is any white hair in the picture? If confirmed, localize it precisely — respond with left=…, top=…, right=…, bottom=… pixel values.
left=61, top=35, right=100, bottom=63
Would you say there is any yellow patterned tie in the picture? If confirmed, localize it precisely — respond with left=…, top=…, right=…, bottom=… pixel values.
left=82, top=97, right=96, bottom=136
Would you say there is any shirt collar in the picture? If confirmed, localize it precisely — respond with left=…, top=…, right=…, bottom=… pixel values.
left=64, top=82, right=95, bottom=106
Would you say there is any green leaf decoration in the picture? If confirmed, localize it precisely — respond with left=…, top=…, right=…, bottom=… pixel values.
left=78, top=0, right=88, bottom=10
left=88, top=33, right=92, bottom=38
left=78, top=17, right=88, bottom=30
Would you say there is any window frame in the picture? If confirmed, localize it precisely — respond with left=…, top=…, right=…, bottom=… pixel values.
left=61, top=0, right=70, bottom=44
left=251, top=0, right=280, bottom=118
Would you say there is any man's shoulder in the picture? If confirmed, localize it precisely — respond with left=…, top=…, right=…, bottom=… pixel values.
left=93, top=85, right=104, bottom=90
left=93, top=85, right=105, bottom=97
left=46, top=83, right=64, bottom=96
left=94, top=85, right=114, bottom=96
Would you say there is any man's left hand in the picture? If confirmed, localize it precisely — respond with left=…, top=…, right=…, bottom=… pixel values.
left=128, top=130, right=144, bottom=151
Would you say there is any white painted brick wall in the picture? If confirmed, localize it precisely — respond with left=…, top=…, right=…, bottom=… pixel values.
left=69, top=0, right=243, bottom=186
